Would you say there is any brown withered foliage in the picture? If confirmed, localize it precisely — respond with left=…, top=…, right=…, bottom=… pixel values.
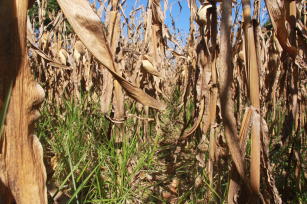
left=2, top=0, right=302, bottom=203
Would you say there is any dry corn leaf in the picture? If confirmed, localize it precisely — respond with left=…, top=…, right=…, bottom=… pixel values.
left=239, top=107, right=253, bottom=152
left=264, top=0, right=297, bottom=58
left=259, top=115, right=282, bottom=204
left=57, top=0, right=166, bottom=110
left=27, top=15, right=36, bottom=46
left=30, top=47, right=72, bottom=70
left=181, top=98, right=205, bottom=139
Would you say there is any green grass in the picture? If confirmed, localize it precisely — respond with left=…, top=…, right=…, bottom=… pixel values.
left=36, top=91, right=306, bottom=203
left=37, top=97, right=163, bottom=203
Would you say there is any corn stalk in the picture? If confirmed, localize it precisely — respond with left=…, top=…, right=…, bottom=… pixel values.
left=219, top=1, right=247, bottom=203
left=0, top=0, right=47, bottom=203
left=242, top=0, right=261, bottom=198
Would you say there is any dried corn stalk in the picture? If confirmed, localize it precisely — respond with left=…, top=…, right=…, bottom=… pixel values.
left=0, top=0, right=47, bottom=203
left=219, top=1, right=247, bottom=203
left=106, top=0, right=125, bottom=121
left=242, top=0, right=261, bottom=197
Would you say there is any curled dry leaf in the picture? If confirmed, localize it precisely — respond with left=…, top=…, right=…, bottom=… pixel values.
left=180, top=97, right=205, bottom=139
left=264, top=0, right=297, bottom=58
left=29, top=46, right=71, bottom=70
left=57, top=0, right=166, bottom=110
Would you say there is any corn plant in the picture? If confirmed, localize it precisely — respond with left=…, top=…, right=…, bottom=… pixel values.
left=8, top=0, right=304, bottom=203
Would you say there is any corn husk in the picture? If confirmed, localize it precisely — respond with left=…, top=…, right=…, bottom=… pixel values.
left=141, top=59, right=161, bottom=77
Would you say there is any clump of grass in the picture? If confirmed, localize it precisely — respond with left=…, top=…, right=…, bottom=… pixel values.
left=37, top=96, right=162, bottom=203
left=36, top=87, right=306, bottom=203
